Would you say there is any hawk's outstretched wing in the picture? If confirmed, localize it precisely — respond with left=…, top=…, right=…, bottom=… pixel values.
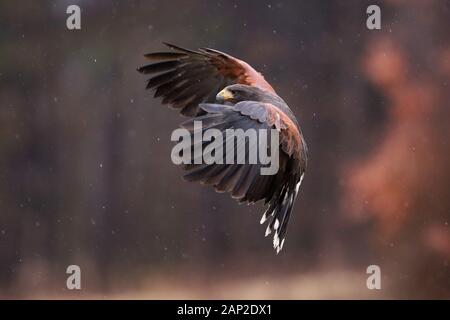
left=137, top=43, right=275, bottom=116
left=180, top=101, right=307, bottom=252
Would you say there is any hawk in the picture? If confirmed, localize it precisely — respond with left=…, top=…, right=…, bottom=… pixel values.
left=138, top=43, right=308, bottom=253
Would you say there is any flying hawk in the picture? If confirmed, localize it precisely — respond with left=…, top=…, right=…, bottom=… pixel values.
left=138, top=43, right=308, bottom=253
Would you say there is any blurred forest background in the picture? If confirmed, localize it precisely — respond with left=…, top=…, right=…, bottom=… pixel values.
left=0, top=0, right=449, bottom=299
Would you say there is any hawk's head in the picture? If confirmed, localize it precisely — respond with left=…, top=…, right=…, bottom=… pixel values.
left=216, top=84, right=269, bottom=104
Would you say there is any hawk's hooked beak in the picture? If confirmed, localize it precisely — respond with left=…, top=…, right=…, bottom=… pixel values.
left=216, top=88, right=234, bottom=102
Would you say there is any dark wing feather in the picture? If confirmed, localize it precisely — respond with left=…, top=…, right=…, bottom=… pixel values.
left=137, top=43, right=275, bottom=116
left=180, top=101, right=307, bottom=253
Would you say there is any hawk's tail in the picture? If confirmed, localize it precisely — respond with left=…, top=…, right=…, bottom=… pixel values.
left=260, top=173, right=304, bottom=254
